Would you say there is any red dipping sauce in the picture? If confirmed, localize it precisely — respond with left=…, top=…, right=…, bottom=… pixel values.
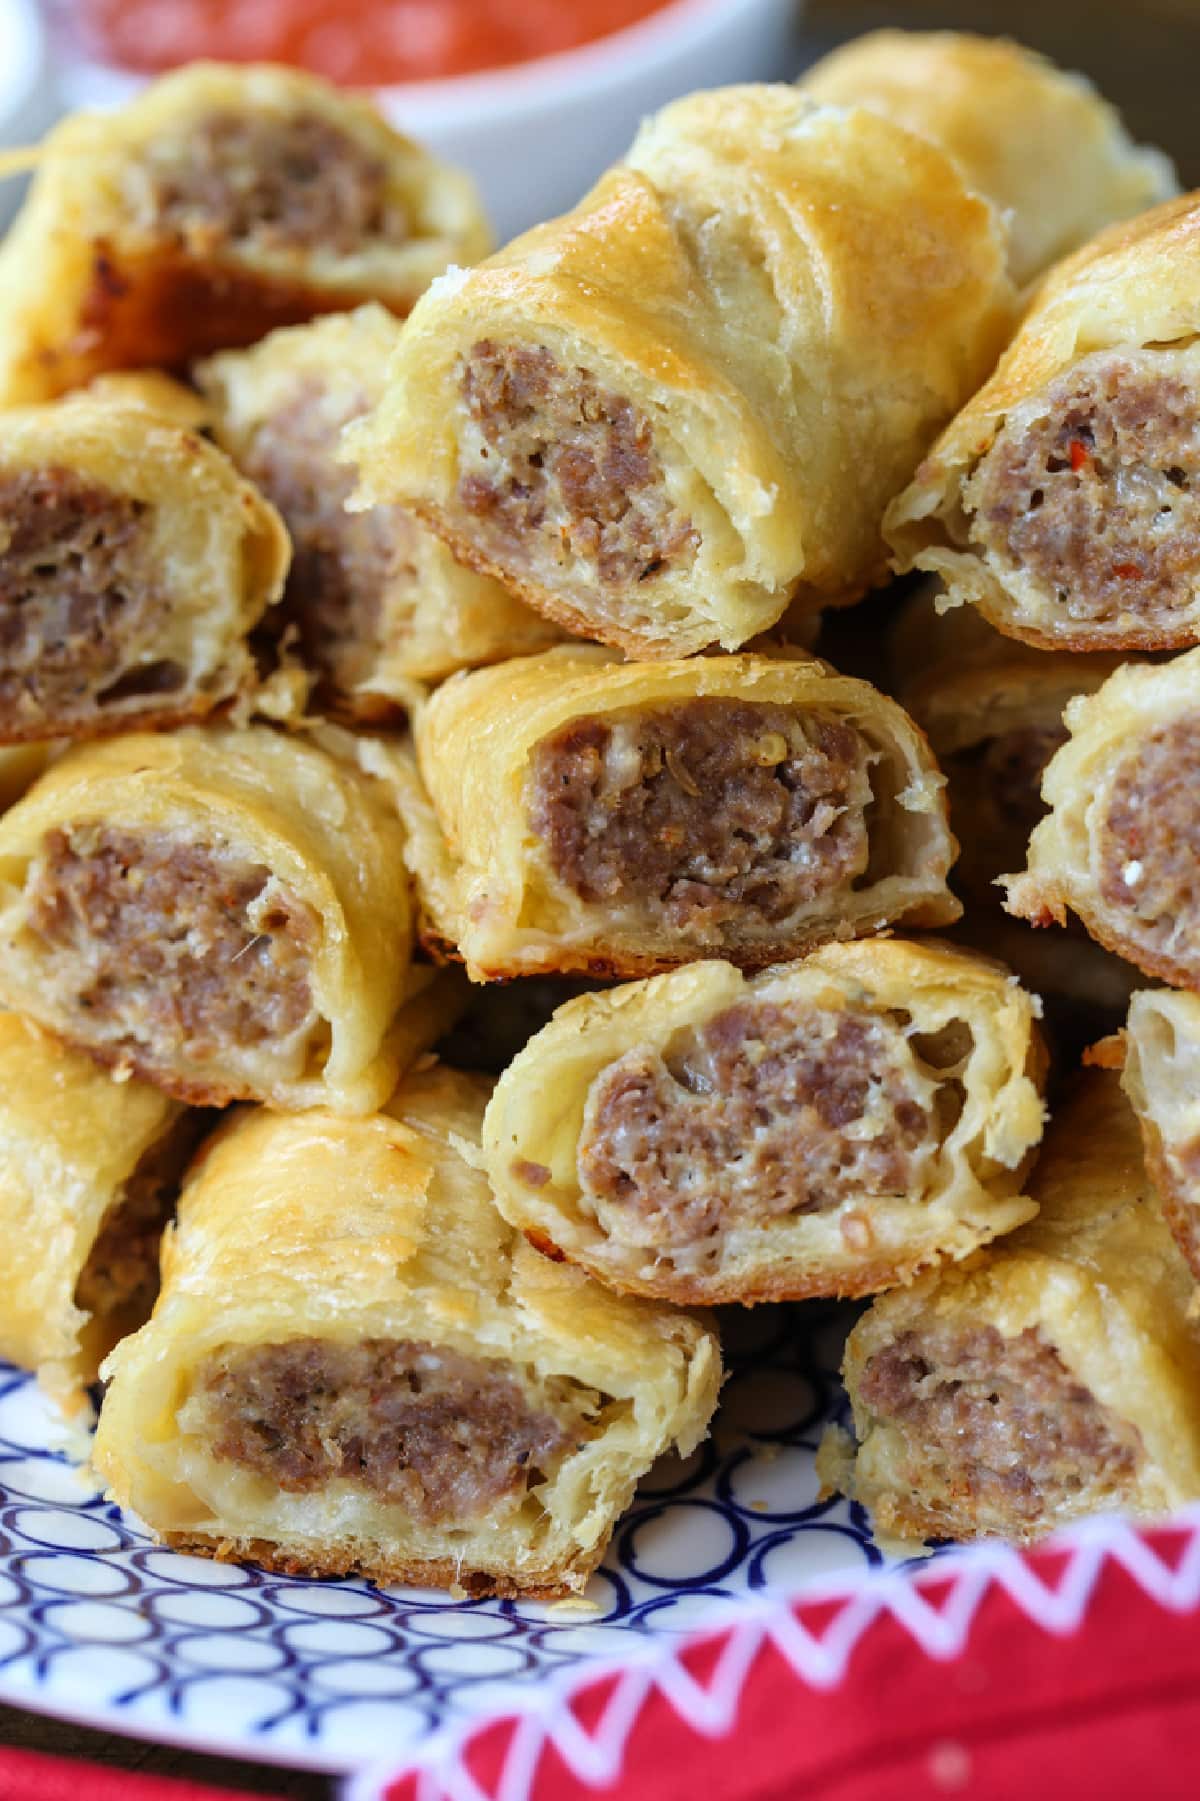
left=72, top=0, right=687, bottom=84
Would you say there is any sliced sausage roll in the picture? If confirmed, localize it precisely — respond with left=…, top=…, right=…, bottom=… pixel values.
left=800, top=31, right=1175, bottom=287
left=0, top=1012, right=210, bottom=1415
left=344, top=87, right=1013, bottom=658
left=828, top=1068, right=1200, bottom=1545
left=0, top=726, right=430, bottom=1112
left=0, top=375, right=288, bottom=745
left=404, top=647, right=960, bottom=980
left=887, top=194, right=1200, bottom=652
left=1005, top=651, right=1200, bottom=987
left=0, top=62, right=490, bottom=404
left=92, top=1065, right=721, bottom=1597
left=196, top=307, right=558, bottom=719
left=482, top=941, right=1045, bottom=1306
left=892, top=596, right=1121, bottom=906
left=1122, top=989, right=1200, bottom=1278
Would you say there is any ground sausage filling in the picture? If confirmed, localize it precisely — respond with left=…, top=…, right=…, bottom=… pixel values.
left=0, top=468, right=180, bottom=727
left=457, top=340, right=698, bottom=597
left=238, top=381, right=417, bottom=698
left=1098, top=713, right=1200, bottom=984
left=199, top=1338, right=587, bottom=1525
left=74, top=1111, right=209, bottom=1330
left=23, top=826, right=320, bottom=1085
left=575, top=999, right=943, bottom=1255
left=527, top=699, right=878, bottom=946
left=859, top=1323, right=1141, bottom=1535
left=968, top=350, right=1200, bottom=633
left=139, top=110, right=406, bottom=256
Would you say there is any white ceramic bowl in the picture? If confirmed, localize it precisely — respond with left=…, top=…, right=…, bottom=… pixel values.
left=371, top=0, right=803, bottom=240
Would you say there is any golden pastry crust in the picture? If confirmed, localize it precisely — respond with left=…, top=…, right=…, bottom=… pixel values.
left=0, top=744, right=54, bottom=813
left=403, top=646, right=960, bottom=981
left=482, top=940, right=1045, bottom=1306
left=0, top=62, right=491, bottom=404
left=800, top=31, right=1175, bottom=287
left=344, top=87, right=1013, bottom=658
left=1123, top=989, right=1200, bottom=1277
left=835, top=1070, right=1200, bottom=1545
left=0, top=1011, right=198, bottom=1414
left=886, top=196, right=1200, bottom=652
left=892, top=594, right=1122, bottom=906
left=1004, top=651, right=1200, bottom=987
left=196, top=307, right=558, bottom=716
left=92, top=1066, right=722, bottom=1598
left=0, top=374, right=288, bottom=745
left=0, top=725, right=425, bottom=1112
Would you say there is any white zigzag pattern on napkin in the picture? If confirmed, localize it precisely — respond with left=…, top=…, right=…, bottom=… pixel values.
left=346, top=1506, right=1200, bottom=1801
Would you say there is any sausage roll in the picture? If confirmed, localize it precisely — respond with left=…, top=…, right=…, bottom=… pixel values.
left=344, top=87, right=1013, bottom=658
left=892, top=596, right=1121, bottom=905
left=887, top=194, right=1200, bottom=653
left=1122, top=989, right=1200, bottom=1278
left=406, top=647, right=960, bottom=980
left=800, top=32, right=1175, bottom=287
left=0, top=62, right=490, bottom=405
left=482, top=940, right=1045, bottom=1306
left=829, top=1069, right=1200, bottom=1544
left=1004, top=651, right=1200, bottom=987
left=0, top=1012, right=208, bottom=1415
left=196, top=308, right=558, bottom=718
left=93, top=1065, right=721, bottom=1596
left=0, top=725, right=425, bottom=1111
left=0, top=376, right=288, bottom=746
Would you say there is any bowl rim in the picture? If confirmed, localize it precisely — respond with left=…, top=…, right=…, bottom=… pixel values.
left=367, top=0, right=785, bottom=117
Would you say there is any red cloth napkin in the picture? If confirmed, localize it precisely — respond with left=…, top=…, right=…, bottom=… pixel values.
left=368, top=1513, right=1200, bottom=1801
left=0, top=1745, right=259, bottom=1801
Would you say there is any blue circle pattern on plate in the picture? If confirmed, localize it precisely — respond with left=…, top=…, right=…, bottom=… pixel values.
left=0, top=1302, right=913, bottom=1770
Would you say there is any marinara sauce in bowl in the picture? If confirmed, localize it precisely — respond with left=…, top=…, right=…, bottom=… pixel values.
left=54, top=0, right=801, bottom=236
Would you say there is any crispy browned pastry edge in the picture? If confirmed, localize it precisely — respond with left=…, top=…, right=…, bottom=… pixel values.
left=166, top=1532, right=602, bottom=1599
left=977, top=596, right=1198, bottom=656
left=0, top=686, right=238, bottom=749
left=38, top=1025, right=266, bottom=1109
left=1006, top=882, right=1192, bottom=989
left=520, top=1228, right=981, bottom=1307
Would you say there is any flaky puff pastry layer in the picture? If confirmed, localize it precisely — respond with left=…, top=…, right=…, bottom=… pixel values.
left=1004, top=651, right=1199, bottom=987
left=0, top=374, right=289, bottom=746
left=886, top=195, right=1200, bottom=652
left=800, top=31, right=1175, bottom=288
left=1122, top=990, right=1200, bottom=1279
left=197, top=307, right=558, bottom=714
left=0, top=1012, right=198, bottom=1415
left=0, top=745, right=54, bottom=814
left=92, top=1065, right=721, bottom=1597
left=0, top=62, right=490, bottom=405
left=402, top=647, right=959, bottom=981
left=830, top=1070, right=1200, bottom=1545
left=345, top=88, right=1013, bottom=658
left=891, top=595, right=1121, bottom=906
left=482, top=941, right=1045, bottom=1306
left=0, top=726, right=430, bottom=1112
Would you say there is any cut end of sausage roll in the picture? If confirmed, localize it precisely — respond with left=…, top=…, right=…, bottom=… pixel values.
left=346, top=89, right=1013, bottom=659
left=885, top=193, right=1200, bottom=652
left=482, top=941, right=1045, bottom=1306
left=0, top=1011, right=205, bottom=1414
left=197, top=308, right=558, bottom=716
left=1004, top=650, right=1200, bottom=988
left=799, top=31, right=1176, bottom=287
left=411, top=648, right=960, bottom=981
left=0, top=63, right=491, bottom=403
left=93, top=1066, right=722, bottom=1596
left=1123, top=988, right=1200, bottom=1278
left=833, top=1069, right=1200, bottom=1545
left=0, top=726, right=420, bottom=1112
left=0, top=379, right=289, bottom=745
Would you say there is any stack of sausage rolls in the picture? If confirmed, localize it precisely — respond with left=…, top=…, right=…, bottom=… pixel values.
left=0, top=29, right=1194, bottom=1587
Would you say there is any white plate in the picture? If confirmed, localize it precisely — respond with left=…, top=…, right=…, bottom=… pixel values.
left=0, top=1304, right=917, bottom=1774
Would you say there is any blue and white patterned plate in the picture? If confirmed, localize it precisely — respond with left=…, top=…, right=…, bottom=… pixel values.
left=0, top=1304, right=908, bottom=1773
